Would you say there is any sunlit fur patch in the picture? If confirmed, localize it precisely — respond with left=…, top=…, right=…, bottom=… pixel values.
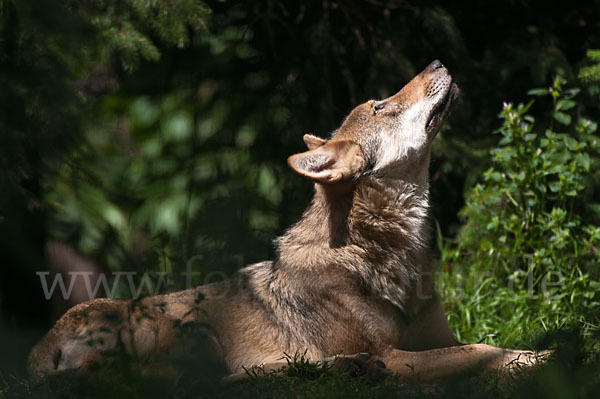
left=372, top=96, right=437, bottom=174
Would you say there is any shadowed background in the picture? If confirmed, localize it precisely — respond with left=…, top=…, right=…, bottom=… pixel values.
left=1, top=0, right=599, bottom=389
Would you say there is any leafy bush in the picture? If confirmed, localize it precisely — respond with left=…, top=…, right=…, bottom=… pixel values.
left=438, top=76, right=600, bottom=348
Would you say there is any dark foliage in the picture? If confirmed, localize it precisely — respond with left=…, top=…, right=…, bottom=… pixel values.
left=1, top=0, right=600, bottom=392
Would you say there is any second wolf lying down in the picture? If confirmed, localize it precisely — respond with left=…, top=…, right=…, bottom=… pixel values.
left=29, top=60, right=548, bottom=383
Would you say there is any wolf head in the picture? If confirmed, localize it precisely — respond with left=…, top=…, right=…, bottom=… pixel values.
left=288, top=60, right=458, bottom=185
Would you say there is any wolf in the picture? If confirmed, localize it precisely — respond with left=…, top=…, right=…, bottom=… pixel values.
left=28, top=60, right=547, bottom=385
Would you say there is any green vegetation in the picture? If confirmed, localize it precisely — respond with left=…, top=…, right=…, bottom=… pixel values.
left=2, top=0, right=600, bottom=398
left=438, top=75, right=600, bottom=349
left=579, top=49, right=600, bottom=85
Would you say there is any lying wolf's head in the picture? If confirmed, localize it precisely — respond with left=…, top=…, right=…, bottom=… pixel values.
left=288, top=60, right=458, bottom=185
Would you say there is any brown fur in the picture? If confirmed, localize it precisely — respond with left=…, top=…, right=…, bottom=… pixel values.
left=28, top=60, right=548, bottom=384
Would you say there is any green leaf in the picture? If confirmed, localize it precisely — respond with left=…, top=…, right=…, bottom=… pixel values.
left=548, top=181, right=562, bottom=192
left=257, top=166, right=282, bottom=205
left=563, top=87, right=581, bottom=99
left=519, top=100, right=535, bottom=115
left=527, top=88, right=549, bottom=96
left=499, top=138, right=514, bottom=147
left=563, top=136, right=579, bottom=150
left=480, top=238, right=492, bottom=250
left=553, top=112, right=572, bottom=126
left=556, top=99, right=576, bottom=111
left=491, top=171, right=503, bottom=181
left=576, top=153, right=591, bottom=171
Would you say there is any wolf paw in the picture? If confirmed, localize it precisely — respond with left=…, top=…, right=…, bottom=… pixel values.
left=330, top=353, right=393, bottom=381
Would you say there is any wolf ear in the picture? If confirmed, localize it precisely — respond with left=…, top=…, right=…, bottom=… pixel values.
left=287, top=140, right=365, bottom=184
left=302, top=134, right=327, bottom=150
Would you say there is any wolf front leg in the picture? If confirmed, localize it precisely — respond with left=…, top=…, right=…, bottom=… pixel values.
left=222, top=345, right=550, bottom=384
left=380, top=344, right=551, bottom=382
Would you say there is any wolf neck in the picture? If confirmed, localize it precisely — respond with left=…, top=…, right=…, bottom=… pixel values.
left=274, top=176, right=432, bottom=311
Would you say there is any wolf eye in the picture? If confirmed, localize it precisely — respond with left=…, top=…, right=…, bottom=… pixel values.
left=373, top=102, right=386, bottom=114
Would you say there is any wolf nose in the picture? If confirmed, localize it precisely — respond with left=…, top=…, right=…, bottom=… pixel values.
left=430, top=60, right=444, bottom=70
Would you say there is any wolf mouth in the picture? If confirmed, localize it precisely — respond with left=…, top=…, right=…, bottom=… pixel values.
left=426, top=82, right=459, bottom=134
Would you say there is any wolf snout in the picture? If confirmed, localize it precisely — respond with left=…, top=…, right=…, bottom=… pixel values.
left=429, top=59, right=444, bottom=70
